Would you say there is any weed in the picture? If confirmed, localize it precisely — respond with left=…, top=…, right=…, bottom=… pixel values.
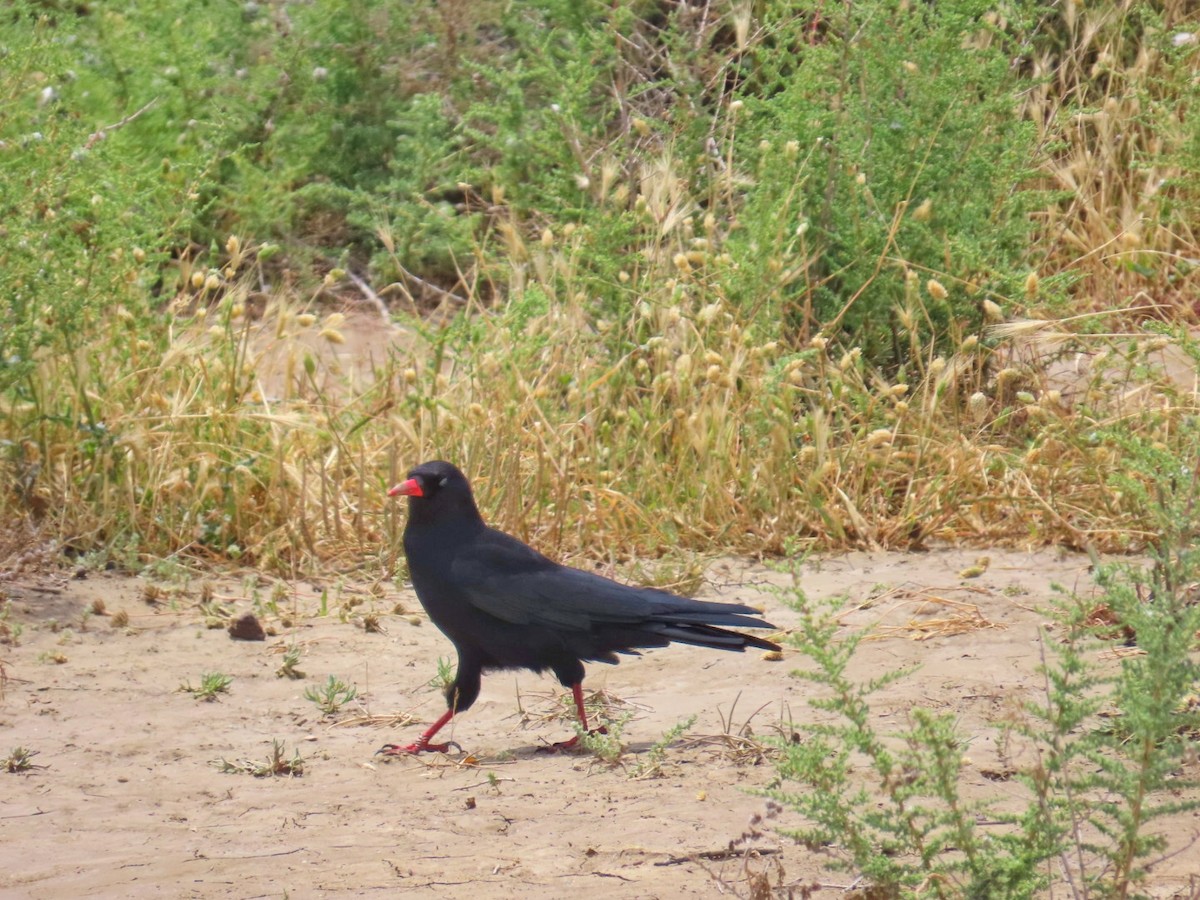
left=575, top=712, right=632, bottom=765
left=304, top=675, right=358, bottom=715
left=767, top=423, right=1200, bottom=896
left=276, top=644, right=305, bottom=680
left=4, top=747, right=43, bottom=774
left=428, top=657, right=456, bottom=693
left=213, top=740, right=304, bottom=778
left=180, top=673, right=233, bottom=702
left=630, top=715, right=696, bottom=780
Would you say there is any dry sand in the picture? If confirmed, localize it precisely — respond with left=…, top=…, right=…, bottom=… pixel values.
left=3, top=548, right=1199, bottom=897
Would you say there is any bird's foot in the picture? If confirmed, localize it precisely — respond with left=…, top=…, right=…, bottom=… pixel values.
left=376, top=740, right=459, bottom=756
left=537, top=725, right=609, bottom=754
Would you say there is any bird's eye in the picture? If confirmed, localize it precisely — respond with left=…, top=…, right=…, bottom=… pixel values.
left=438, top=477, right=448, bottom=487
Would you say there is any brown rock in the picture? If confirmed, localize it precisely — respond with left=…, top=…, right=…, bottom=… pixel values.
left=228, top=612, right=266, bottom=641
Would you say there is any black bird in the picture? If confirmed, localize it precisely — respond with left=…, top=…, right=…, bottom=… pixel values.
left=380, top=460, right=780, bottom=754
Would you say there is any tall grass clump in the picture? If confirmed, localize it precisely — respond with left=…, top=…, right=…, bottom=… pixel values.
left=766, top=422, right=1200, bottom=897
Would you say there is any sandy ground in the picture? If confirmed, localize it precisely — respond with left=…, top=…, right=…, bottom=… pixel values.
left=2, top=548, right=1199, bottom=898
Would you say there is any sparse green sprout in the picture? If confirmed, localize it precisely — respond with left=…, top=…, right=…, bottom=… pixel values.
left=4, top=747, right=42, bottom=773
left=428, top=657, right=455, bottom=692
left=631, top=715, right=697, bottom=780
left=304, top=675, right=357, bottom=715
left=181, top=672, right=233, bottom=701
left=276, top=644, right=304, bottom=680
left=213, top=740, right=303, bottom=777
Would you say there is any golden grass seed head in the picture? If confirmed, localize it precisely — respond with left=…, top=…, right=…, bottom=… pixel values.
left=810, top=335, right=828, bottom=351
left=319, top=327, right=345, bottom=345
left=540, top=227, right=554, bottom=248
left=703, top=213, right=716, bottom=233
left=758, top=139, right=771, bottom=152
left=403, top=367, right=418, bottom=384
left=961, top=334, right=979, bottom=351
left=132, top=247, right=146, bottom=263
left=785, top=139, right=799, bottom=157
left=190, top=271, right=205, bottom=289
left=296, top=313, right=316, bottom=327
left=913, top=198, right=932, bottom=221
left=867, top=428, right=893, bottom=447
left=1016, top=391, right=1036, bottom=404
left=618, top=271, right=630, bottom=283
left=894, top=400, right=909, bottom=414
left=968, top=391, right=989, bottom=422
left=1024, top=271, right=1039, bottom=299
left=982, top=299, right=1003, bottom=322
left=632, top=117, right=650, bottom=136
left=226, top=235, right=240, bottom=256
left=675, top=353, right=693, bottom=380
left=996, top=367, right=1022, bottom=385
left=926, top=278, right=948, bottom=301
left=705, top=364, right=723, bottom=384
left=698, top=303, right=722, bottom=325
left=703, top=349, right=723, bottom=366
left=672, top=252, right=691, bottom=273
left=903, top=60, right=919, bottom=74
left=929, top=356, right=947, bottom=378
left=890, top=383, right=909, bottom=397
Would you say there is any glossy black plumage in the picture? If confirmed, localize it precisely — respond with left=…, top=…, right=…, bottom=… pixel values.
left=380, top=460, right=779, bottom=754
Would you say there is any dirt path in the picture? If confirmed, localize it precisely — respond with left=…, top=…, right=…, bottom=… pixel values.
left=2, top=549, right=1197, bottom=897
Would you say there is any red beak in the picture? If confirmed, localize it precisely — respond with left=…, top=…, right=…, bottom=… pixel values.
left=388, top=478, right=423, bottom=498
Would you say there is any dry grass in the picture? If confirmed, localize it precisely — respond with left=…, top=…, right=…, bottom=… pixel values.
left=2, top=225, right=1196, bottom=575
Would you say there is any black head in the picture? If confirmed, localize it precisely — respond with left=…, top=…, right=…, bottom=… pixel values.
left=388, top=460, right=483, bottom=528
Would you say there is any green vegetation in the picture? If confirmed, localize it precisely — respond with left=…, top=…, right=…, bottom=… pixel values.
left=213, top=740, right=304, bottom=778
left=769, top=425, right=1200, bottom=897
left=179, top=672, right=233, bottom=701
left=304, top=674, right=358, bottom=715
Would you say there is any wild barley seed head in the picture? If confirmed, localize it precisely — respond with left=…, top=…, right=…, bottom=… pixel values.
left=968, top=391, right=988, bottom=421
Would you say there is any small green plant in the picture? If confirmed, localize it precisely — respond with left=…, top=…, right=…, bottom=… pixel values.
left=213, top=740, right=304, bottom=778
left=428, top=657, right=456, bottom=693
left=180, top=672, right=233, bottom=701
left=276, top=644, right=305, bottom=680
left=768, top=422, right=1200, bottom=896
left=304, top=675, right=358, bottom=715
left=574, top=712, right=631, bottom=764
left=630, top=714, right=696, bottom=780
left=4, top=747, right=42, bottom=774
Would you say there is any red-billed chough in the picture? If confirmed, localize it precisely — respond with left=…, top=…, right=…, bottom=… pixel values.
left=379, top=460, right=780, bottom=755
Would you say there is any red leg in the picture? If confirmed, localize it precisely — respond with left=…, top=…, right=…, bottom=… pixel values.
left=377, top=707, right=457, bottom=756
left=541, top=683, right=607, bottom=752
